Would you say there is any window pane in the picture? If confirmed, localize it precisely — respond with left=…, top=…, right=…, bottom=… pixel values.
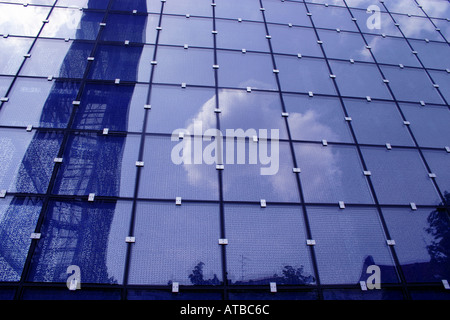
left=284, top=95, right=353, bottom=143
left=0, top=76, right=12, bottom=97
left=111, top=0, right=162, bottom=13
left=428, top=70, right=450, bottom=104
left=417, top=0, right=450, bottom=19
left=215, top=0, right=263, bottom=21
left=163, top=0, right=213, bottom=17
left=263, top=0, right=311, bottom=27
left=225, top=203, right=315, bottom=285
left=128, top=202, right=222, bottom=285
left=216, top=19, right=269, bottom=52
left=0, top=3, right=50, bottom=37
left=318, top=29, right=374, bottom=62
left=308, top=206, right=398, bottom=285
left=351, top=8, right=402, bottom=37
left=0, top=37, right=33, bottom=75
left=160, top=15, right=213, bottom=48
left=423, top=150, right=450, bottom=195
left=384, top=0, right=426, bottom=16
left=323, top=289, right=404, bottom=300
left=0, top=196, right=42, bottom=282
left=268, top=24, right=322, bottom=57
left=102, top=13, right=159, bottom=44
left=28, top=200, right=131, bottom=285
left=409, top=40, right=450, bottom=70
left=57, top=0, right=108, bottom=10
left=308, top=4, right=358, bottom=32
left=392, top=14, right=443, bottom=41
left=361, top=147, right=441, bottom=205
left=52, top=132, right=139, bottom=197
left=294, top=143, right=374, bottom=204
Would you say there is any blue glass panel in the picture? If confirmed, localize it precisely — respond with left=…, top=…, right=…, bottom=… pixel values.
left=159, top=15, right=213, bottom=48
left=330, top=60, right=391, bottom=99
left=384, top=0, right=426, bottom=16
left=0, top=78, right=79, bottom=129
left=275, top=55, right=336, bottom=95
left=0, top=196, right=42, bottom=282
left=417, top=0, right=450, bottom=19
left=0, top=3, right=50, bottom=37
left=383, top=207, right=450, bottom=283
left=294, top=143, right=374, bottom=204
left=74, top=83, right=148, bottom=132
left=350, top=8, right=402, bottom=37
left=216, top=19, right=269, bottom=52
left=215, top=0, right=263, bottom=21
left=318, top=29, right=374, bottom=62
left=20, top=39, right=92, bottom=79
left=410, top=40, right=450, bottom=70
left=423, top=150, right=450, bottom=195
left=128, top=290, right=222, bottom=300
left=225, top=203, right=315, bottom=285
left=393, top=14, right=444, bottom=41
left=28, top=200, right=131, bottom=284
left=153, top=46, right=214, bottom=86
left=111, top=0, right=162, bottom=13
left=102, top=13, right=159, bottom=43
left=164, top=0, right=213, bottom=17
left=146, top=85, right=216, bottom=134
left=345, top=0, right=386, bottom=10
left=323, top=289, right=404, bottom=300
left=88, top=44, right=154, bottom=82
left=0, top=76, right=12, bottom=97
left=222, top=141, right=300, bottom=202
left=283, top=94, right=353, bottom=143
left=308, top=206, right=398, bottom=285
left=218, top=51, right=277, bottom=90
left=40, top=8, right=103, bottom=40
left=381, top=65, right=444, bottom=104
left=0, top=129, right=63, bottom=194
left=6, top=0, right=55, bottom=4
left=139, top=136, right=219, bottom=200
left=308, top=3, right=358, bottom=32
left=344, top=98, right=414, bottom=146
left=361, top=147, right=441, bottom=205
left=400, top=103, right=450, bottom=148
left=53, top=132, right=139, bottom=197
left=263, top=0, right=311, bottom=27
left=57, top=0, right=109, bottom=10
left=0, top=288, right=16, bottom=300
left=128, top=202, right=222, bottom=285
left=219, top=89, right=289, bottom=140
left=431, top=18, right=450, bottom=41
left=22, top=288, right=122, bottom=300
left=364, top=34, right=421, bottom=67
left=268, top=24, right=322, bottom=57
left=229, top=291, right=318, bottom=300
left=410, top=290, right=450, bottom=300
left=0, top=37, right=33, bottom=75
left=428, top=70, right=450, bottom=104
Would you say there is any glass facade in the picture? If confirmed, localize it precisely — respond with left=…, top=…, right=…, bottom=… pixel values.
left=0, top=0, right=449, bottom=301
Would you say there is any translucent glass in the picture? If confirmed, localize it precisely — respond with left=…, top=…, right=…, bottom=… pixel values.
left=73, top=83, right=148, bottom=133
left=225, top=203, right=315, bottom=285
left=344, top=98, right=414, bottom=146
left=361, top=147, right=441, bottom=205
left=428, top=70, right=450, bottom=106
left=57, top=0, right=109, bottom=10
left=409, top=40, right=450, bottom=70
left=0, top=3, right=50, bottom=37
left=294, top=143, right=374, bottom=204
left=216, top=19, right=269, bottom=52
left=159, top=15, right=213, bottom=48
left=318, top=29, right=374, bottom=62
left=308, top=3, right=358, bottom=32
left=276, top=55, right=336, bottom=95
left=0, top=78, right=80, bottom=129
left=268, top=24, right=322, bottom=57
left=163, top=0, right=213, bottom=17
left=111, top=0, right=162, bottom=13
left=384, top=0, right=426, bottom=16
left=308, top=206, right=399, bottom=285
left=422, top=150, right=450, bottom=195
left=431, top=18, right=450, bottom=42
left=263, top=0, right=311, bottom=27
left=283, top=94, right=353, bottom=143
left=128, top=202, right=222, bottom=285
left=383, top=207, right=450, bottom=283
left=400, top=103, right=450, bottom=148
left=350, top=8, right=402, bottom=37
left=139, top=135, right=219, bottom=200
left=102, top=13, right=159, bottom=44
left=0, top=129, right=63, bottom=194
left=218, top=50, right=277, bottom=90
left=28, top=200, right=132, bottom=285
left=215, top=0, right=263, bottom=21
left=0, top=196, right=42, bottom=282
left=0, top=37, right=33, bottom=75
left=0, top=76, right=12, bottom=97
left=52, top=132, right=140, bottom=197
left=345, top=0, right=387, bottom=10
left=416, top=0, right=450, bottom=19
left=392, top=14, right=443, bottom=41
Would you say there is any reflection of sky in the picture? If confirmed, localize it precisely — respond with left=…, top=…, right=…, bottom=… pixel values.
left=0, top=4, right=50, bottom=36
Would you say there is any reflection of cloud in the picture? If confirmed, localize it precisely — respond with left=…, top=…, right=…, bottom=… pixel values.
left=289, top=110, right=339, bottom=142
left=0, top=5, right=48, bottom=36
left=40, top=9, right=83, bottom=38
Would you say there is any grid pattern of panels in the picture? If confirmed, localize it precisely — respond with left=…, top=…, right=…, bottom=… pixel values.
left=0, top=0, right=449, bottom=300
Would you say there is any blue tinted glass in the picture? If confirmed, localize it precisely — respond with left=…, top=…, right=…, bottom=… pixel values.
left=88, top=44, right=154, bottom=82
left=294, top=143, right=374, bottom=204
left=57, top=0, right=109, bottom=9
left=218, top=50, right=277, bottom=90
left=323, top=289, right=404, bottom=300
left=263, top=0, right=311, bottom=26
left=153, top=46, right=214, bottom=86
left=28, top=200, right=132, bottom=284
left=20, top=39, right=92, bottom=79
left=22, top=288, right=122, bottom=300
left=383, top=207, right=450, bottom=283
left=345, top=0, right=385, bottom=9
left=219, top=89, right=289, bottom=140
left=410, top=40, right=450, bottom=70
left=40, top=8, right=103, bottom=40
left=400, top=103, right=450, bottom=148
left=417, top=0, right=450, bottom=19
left=229, top=291, right=318, bottom=300
left=163, top=0, right=213, bottom=17
left=216, top=20, right=269, bottom=52
left=381, top=66, right=444, bottom=104
left=128, top=290, right=223, bottom=300
left=275, top=55, right=336, bottom=95
left=225, top=203, right=315, bottom=285
left=146, top=85, right=216, bottom=134
left=393, top=14, right=443, bottom=41
left=428, top=70, right=450, bottom=104
left=284, top=95, right=353, bottom=143
left=318, top=29, right=374, bottom=62
left=423, top=150, right=450, bottom=195
left=0, top=196, right=42, bottom=282
left=222, top=141, right=300, bottom=202
left=268, top=24, right=322, bottom=57
left=139, top=136, right=219, bottom=200
left=74, top=83, right=148, bottom=132
left=0, top=4, right=50, bottom=37
left=0, top=76, right=12, bottom=97
left=0, top=78, right=79, bottom=128
left=0, top=37, right=33, bottom=75
left=111, top=0, right=162, bottom=13
left=330, top=60, right=391, bottom=99
left=215, top=0, right=263, bottom=21
left=361, top=147, right=441, bottom=205
left=351, top=8, right=402, bottom=37
left=0, top=288, right=15, bottom=300
left=308, top=4, right=358, bottom=32
left=102, top=13, right=159, bottom=43
left=410, top=290, right=450, bottom=300
left=128, top=202, right=222, bottom=285
left=6, top=0, right=55, bottom=4
left=0, top=129, right=63, bottom=194
left=432, top=18, right=450, bottom=41
left=159, top=15, right=213, bottom=48
left=52, top=132, right=139, bottom=197
left=384, top=0, right=426, bottom=16
left=308, top=206, right=398, bottom=285
left=344, top=98, right=415, bottom=146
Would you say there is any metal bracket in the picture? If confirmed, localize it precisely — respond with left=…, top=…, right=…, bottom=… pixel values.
left=260, top=199, right=266, bottom=208
left=30, top=233, right=41, bottom=240
left=126, top=236, right=136, bottom=243
left=88, top=193, right=95, bottom=202
left=410, top=202, right=417, bottom=210
left=270, top=282, right=277, bottom=293
left=172, top=282, right=179, bottom=293
left=136, top=161, right=144, bottom=167
left=386, top=239, right=396, bottom=246
left=218, top=238, right=228, bottom=245
left=0, top=190, right=6, bottom=198
left=339, top=201, right=345, bottom=209
left=293, top=168, right=301, bottom=173
left=54, top=157, right=63, bottom=163
left=306, top=239, right=316, bottom=246
left=360, top=281, right=368, bottom=291
left=176, top=197, right=182, bottom=205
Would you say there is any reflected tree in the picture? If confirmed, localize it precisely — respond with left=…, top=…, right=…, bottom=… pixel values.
left=188, top=262, right=220, bottom=285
